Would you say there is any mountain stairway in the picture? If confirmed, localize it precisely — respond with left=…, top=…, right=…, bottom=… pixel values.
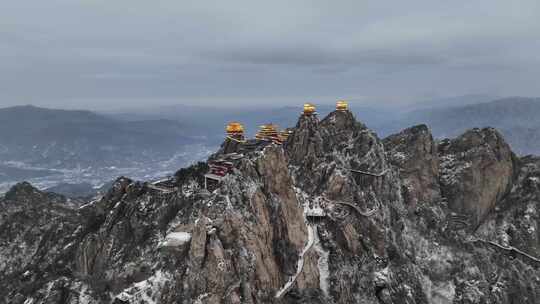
left=332, top=201, right=379, bottom=217
left=275, top=224, right=316, bottom=299
left=468, top=238, right=540, bottom=264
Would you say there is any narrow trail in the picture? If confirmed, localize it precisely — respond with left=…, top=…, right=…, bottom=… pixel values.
left=469, top=238, right=540, bottom=264
left=333, top=201, right=379, bottom=217
left=347, top=168, right=389, bottom=177
left=275, top=224, right=316, bottom=299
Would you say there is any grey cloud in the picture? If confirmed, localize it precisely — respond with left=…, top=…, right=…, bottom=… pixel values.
left=209, top=46, right=445, bottom=66
left=0, top=0, right=539, bottom=109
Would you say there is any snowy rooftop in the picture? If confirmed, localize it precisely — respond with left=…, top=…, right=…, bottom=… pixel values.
left=204, top=173, right=225, bottom=181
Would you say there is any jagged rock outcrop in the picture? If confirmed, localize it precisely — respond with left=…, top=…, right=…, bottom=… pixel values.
left=438, top=128, right=517, bottom=228
left=285, top=111, right=425, bottom=304
left=477, top=155, right=540, bottom=257
left=220, top=138, right=244, bottom=155
left=383, top=124, right=440, bottom=209
left=1, top=110, right=540, bottom=304
left=286, top=114, right=324, bottom=175
left=287, top=110, right=388, bottom=199
left=384, top=126, right=538, bottom=303
left=0, top=183, right=93, bottom=303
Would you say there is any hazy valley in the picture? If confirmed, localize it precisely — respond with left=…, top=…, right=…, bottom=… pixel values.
left=0, top=105, right=214, bottom=194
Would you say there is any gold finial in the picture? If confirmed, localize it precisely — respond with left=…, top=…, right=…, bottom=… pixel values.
left=336, top=100, right=348, bottom=111
left=303, top=103, right=316, bottom=116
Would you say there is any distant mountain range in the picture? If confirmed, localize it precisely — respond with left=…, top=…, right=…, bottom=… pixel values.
left=406, top=94, right=498, bottom=110
left=0, top=105, right=203, bottom=168
left=385, top=97, right=540, bottom=155
left=0, top=105, right=213, bottom=192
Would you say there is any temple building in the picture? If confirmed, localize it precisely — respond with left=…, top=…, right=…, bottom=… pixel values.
left=255, top=124, right=282, bottom=144
left=303, top=103, right=316, bottom=116
left=226, top=122, right=245, bottom=141
left=336, top=100, right=349, bottom=111
left=204, top=159, right=234, bottom=190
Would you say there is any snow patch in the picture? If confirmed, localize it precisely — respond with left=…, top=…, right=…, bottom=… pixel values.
left=77, top=284, right=94, bottom=304
left=78, top=198, right=100, bottom=210
left=115, top=270, right=172, bottom=304
left=373, top=267, right=390, bottom=287
left=160, top=232, right=191, bottom=247
left=194, top=293, right=210, bottom=304
left=421, top=274, right=455, bottom=304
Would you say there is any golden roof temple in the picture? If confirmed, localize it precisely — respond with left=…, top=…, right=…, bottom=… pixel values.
left=303, top=103, right=316, bottom=116
left=336, top=100, right=348, bottom=111
left=223, top=101, right=347, bottom=147
left=256, top=124, right=282, bottom=143
left=226, top=122, right=245, bottom=139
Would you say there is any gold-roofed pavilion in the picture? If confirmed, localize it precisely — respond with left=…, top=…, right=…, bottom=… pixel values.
left=256, top=124, right=282, bottom=144
left=336, top=100, right=348, bottom=111
left=226, top=122, right=245, bottom=140
left=303, top=103, right=316, bottom=116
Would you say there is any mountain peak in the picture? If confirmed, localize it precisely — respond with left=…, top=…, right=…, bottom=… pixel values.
left=5, top=181, right=45, bottom=202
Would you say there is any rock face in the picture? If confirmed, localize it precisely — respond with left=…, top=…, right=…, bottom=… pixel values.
left=438, top=128, right=517, bottom=228
left=1, top=111, right=540, bottom=304
left=477, top=155, right=540, bottom=257
left=383, top=124, right=440, bottom=209
left=0, top=182, right=89, bottom=303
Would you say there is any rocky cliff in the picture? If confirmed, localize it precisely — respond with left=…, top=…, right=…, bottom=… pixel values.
left=1, top=110, right=539, bottom=304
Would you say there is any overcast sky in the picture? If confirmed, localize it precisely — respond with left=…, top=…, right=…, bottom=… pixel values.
left=1, top=0, right=539, bottom=110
